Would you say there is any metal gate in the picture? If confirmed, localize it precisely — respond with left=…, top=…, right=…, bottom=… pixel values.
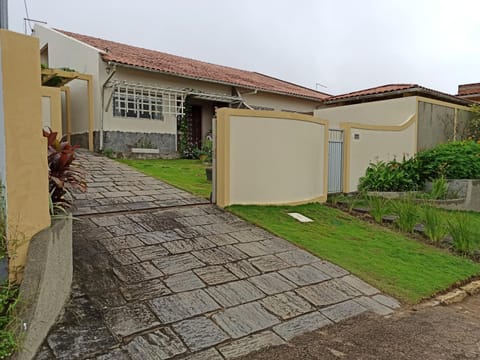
left=328, top=129, right=344, bottom=193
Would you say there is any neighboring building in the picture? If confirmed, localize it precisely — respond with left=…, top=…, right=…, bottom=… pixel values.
left=33, top=25, right=329, bottom=154
left=315, top=84, right=474, bottom=192
left=458, top=83, right=480, bottom=103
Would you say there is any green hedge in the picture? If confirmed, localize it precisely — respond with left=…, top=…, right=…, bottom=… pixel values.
left=359, top=141, right=480, bottom=192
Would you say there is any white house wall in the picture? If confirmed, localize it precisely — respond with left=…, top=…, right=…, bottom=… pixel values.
left=34, top=25, right=102, bottom=133
left=243, top=91, right=320, bottom=113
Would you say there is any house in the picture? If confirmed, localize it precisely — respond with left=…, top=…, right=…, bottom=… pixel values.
left=33, top=24, right=329, bottom=155
left=458, top=83, right=480, bottom=103
left=315, top=84, right=474, bottom=192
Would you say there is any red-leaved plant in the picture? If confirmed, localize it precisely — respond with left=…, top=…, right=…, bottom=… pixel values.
left=43, top=128, right=86, bottom=214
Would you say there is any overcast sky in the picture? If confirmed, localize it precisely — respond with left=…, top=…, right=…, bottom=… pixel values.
left=7, top=0, right=480, bottom=95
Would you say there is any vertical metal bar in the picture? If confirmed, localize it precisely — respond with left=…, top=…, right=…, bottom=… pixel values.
left=211, top=116, right=216, bottom=204
left=0, top=0, right=8, bottom=29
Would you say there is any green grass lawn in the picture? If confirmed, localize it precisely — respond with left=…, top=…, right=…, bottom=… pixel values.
left=118, top=159, right=212, bottom=199
left=229, top=203, right=480, bottom=304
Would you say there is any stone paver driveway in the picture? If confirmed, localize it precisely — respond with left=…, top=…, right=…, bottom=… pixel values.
left=36, top=152, right=400, bottom=359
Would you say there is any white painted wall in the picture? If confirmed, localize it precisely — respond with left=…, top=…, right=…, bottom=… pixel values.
left=228, top=115, right=327, bottom=205
left=34, top=25, right=102, bottom=133
left=315, top=97, right=418, bottom=129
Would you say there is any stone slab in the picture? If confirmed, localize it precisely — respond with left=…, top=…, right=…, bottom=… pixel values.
left=341, top=275, right=379, bottom=296
left=152, top=253, right=205, bottom=275
left=194, top=265, right=238, bottom=285
left=217, top=331, right=285, bottom=359
left=213, top=302, right=280, bottom=339
left=120, top=278, right=171, bottom=302
left=207, top=280, right=265, bottom=307
left=321, top=300, right=367, bottom=323
left=373, top=294, right=401, bottom=309
left=279, top=265, right=331, bottom=286
left=113, top=262, right=163, bottom=284
left=225, top=260, right=260, bottom=279
left=273, top=311, right=332, bottom=341
left=206, top=233, right=238, bottom=246
left=107, top=223, right=149, bottom=237
left=150, top=289, right=220, bottom=324
left=192, top=246, right=248, bottom=265
left=126, top=327, right=187, bottom=359
left=164, top=271, right=205, bottom=292
left=234, top=242, right=272, bottom=257
left=172, top=317, right=229, bottom=352
left=260, top=291, right=314, bottom=320
left=295, top=281, right=351, bottom=307
left=131, top=244, right=169, bottom=261
left=137, top=230, right=182, bottom=244
left=182, top=348, right=223, bottom=360
left=248, top=273, right=296, bottom=295
left=103, top=303, right=160, bottom=339
left=228, top=229, right=270, bottom=243
left=110, top=249, right=140, bottom=265
left=311, top=261, right=349, bottom=278
left=249, top=255, right=290, bottom=272
left=276, top=250, right=320, bottom=266
left=354, top=296, right=394, bottom=315
left=162, top=237, right=216, bottom=254
left=98, top=236, right=143, bottom=252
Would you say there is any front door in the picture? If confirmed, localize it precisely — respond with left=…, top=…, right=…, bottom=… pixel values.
left=189, top=105, right=202, bottom=147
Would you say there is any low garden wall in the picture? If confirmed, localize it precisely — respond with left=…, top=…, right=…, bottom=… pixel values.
left=425, top=180, right=480, bottom=212
left=16, top=217, right=73, bottom=360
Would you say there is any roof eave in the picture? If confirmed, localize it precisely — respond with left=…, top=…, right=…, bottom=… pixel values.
left=106, top=60, right=327, bottom=103
left=323, top=87, right=473, bottom=107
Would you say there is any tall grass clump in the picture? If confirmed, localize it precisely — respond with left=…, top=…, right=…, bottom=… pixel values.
left=393, top=196, right=419, bottom=233
left=447, top=213, right=480, bottom=255
left=421, top=205, right=447, bottom=243
left=367, top=196, right=390, bottom=223
left=429, top=177, right=448, bottom=200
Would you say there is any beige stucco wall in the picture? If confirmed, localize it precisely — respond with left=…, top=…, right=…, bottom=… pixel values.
left=41, top=86, right=62, bottom=134
left=0, top=30, right=50, bottom=282
left=216, top=109, right=328, bottom=207
left=315, top=97, right=418, bottom=129
left=34, top=25, right=101, bottom=134
left=342, top=115, right=417, bottom=192
left=243, top=91, right=320, bottom=113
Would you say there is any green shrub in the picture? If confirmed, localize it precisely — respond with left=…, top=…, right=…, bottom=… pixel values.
left=447, top=213, right=479, bottom=255
left=421, top=205, right=447, bottom=243
left=392, top=197, right=419, bottom=233
left=358, top=157, right=420, bottom=192
left=415, top=141, right=480, bottom=182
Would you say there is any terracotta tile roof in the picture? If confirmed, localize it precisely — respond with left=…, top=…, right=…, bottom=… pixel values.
left=323, top=83, right=472, bottom=106
left=457, top=83, right=480, bottom=96
left=326, top=84, right=418, bottom=101
left=56, top=29, right=330, bottom=101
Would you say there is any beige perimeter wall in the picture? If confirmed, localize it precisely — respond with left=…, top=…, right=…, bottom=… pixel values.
left=0, top=30, right=51, bottom=282
left=216, top=109, right=328, bottom=207
left=315, top=97, right=418, bottom=192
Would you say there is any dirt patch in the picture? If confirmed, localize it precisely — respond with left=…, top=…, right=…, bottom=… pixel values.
left=240, top=295, right=480, bottom=360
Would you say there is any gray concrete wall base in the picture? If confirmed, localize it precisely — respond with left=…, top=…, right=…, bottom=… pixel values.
left=70, top=131, right=176, bottom=155
left=15, top=216, right=73, bottom=360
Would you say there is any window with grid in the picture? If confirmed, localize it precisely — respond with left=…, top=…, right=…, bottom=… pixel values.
left=113, top=86, right=164, bottom=120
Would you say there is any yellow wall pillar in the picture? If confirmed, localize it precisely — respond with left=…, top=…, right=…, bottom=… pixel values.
left=0, top=30, right=51, bottom=283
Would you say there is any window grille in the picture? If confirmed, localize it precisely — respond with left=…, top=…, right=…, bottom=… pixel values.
left=112, top=83, right=186, bottom=120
